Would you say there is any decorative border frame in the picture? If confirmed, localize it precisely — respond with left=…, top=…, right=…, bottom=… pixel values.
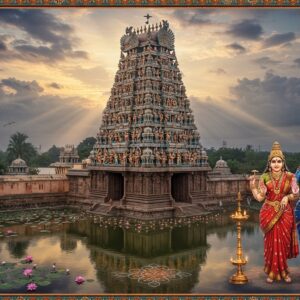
left=1, top=295, right=300, bottom=300
left=1, top=2, right=300, bottom=300
left=0, top=0, right=299, bottom=6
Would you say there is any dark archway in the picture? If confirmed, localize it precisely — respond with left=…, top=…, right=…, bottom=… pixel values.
left=107, top=172, right=124, bottom=201
left=171, top=173, right=189, bottom=202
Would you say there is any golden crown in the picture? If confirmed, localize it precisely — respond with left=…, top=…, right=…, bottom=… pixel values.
left=268, top=141, right=285, bottom=161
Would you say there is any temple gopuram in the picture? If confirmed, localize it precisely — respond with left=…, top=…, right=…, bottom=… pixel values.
left=67, top=19, right=212, bottom=219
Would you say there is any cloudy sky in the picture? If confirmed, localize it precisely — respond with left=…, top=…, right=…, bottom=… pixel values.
left=0, top=9, right=300, bottom=152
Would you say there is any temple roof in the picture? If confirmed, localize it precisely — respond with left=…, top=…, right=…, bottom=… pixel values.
left=10, top=157, right=27, bottom=167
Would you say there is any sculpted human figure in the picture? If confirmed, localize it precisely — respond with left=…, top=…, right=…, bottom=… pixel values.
left=176, top=151, right=181, bottom=165
left=161, top=151, right=167, bottom=166
left=250, top=142, right=299, bottom=283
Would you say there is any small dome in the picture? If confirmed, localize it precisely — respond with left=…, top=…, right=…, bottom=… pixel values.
left=213, top=156, right=231, bottom=175
left=11, top=157, right=27, bottom=167
left=215, top=156, right=228, bottom=168
left=143, top=127, right=152, bottom=133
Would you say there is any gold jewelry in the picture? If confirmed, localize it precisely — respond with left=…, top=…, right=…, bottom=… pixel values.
left=265, top=200, right=281, bottom=212
left=271, top=171, right=282, bottom=180
left=270, top=172, right=284, bottom=195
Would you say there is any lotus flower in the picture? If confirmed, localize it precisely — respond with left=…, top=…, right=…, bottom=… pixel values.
left=23, top=268, right=33, bottom=277
left=1, top=261, right=6, bottom=265
left=25, top=255, right=33, bottom=263
left=6, top=230, right=13, bottom=235
left=75, top=275, right=85, bottom=284
left=27, top=282, right=37, bottom=291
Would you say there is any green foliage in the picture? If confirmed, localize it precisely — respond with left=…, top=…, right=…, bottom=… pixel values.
left=6, top=132, right=37, bottom=164
left=206, top=146, right=300, bottom=174
left=28, top=168, right=40, bottom=175
left=31, top=145, right=60, bottom=167
left=77, top=136, right=96, bottom=160
left=0, top=150, right=8, bottom=174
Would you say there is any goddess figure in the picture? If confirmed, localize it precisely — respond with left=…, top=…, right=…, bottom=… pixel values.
left=250, top=141, right=299, bottom=283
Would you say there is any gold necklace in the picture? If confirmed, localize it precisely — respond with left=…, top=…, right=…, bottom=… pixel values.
left=270, top=172, right=284, bottom=195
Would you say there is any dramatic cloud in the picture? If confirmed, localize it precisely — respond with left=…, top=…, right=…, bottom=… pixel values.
left=226, top=19, right=263, bottom=40
left=172, top=10, right=213, bottom=26
left=0, top=9, right=88, bottom=63
left=48, top=82, right=63, bottom=89
left=294, top=58, right=300, bottom=68
left=262, top=32, right=296, bottom=48
left=0, top=77, right=99, bottom=150
left=1, top=77, right=44, bottom=95
left=0, top=40, right=7, bottom=51
left=253, top=57, right=281, bottom=69
left=226, top=43, right=246, bottom=54
left=190, top=93, right=300, bottom=151
left=230, top=72, right=300, bottom=127
left=209, top=68, right=227, bottom=75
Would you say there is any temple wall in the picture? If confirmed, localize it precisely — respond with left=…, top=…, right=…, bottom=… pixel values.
left=126, top=172, right=170, bottom=195
left=0, top=175, right=69, bottom=196
left=207, top=177, right=249, bottom=196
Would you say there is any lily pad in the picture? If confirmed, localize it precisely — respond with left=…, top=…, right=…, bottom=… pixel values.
left=86, top=279, right=94, bottom=282
left=37, top=280, right=51, bottom=286
left=0, top=283, right=14, bottom=289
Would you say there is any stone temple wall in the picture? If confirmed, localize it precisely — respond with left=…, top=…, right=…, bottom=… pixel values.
left=0, top=175, right=69, bottom=210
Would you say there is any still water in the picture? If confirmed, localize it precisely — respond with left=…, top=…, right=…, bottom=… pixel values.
left=1, top=208, right=300, bottom=294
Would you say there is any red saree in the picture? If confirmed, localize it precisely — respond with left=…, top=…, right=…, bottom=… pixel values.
left=259, top=172, right=299, bottom=281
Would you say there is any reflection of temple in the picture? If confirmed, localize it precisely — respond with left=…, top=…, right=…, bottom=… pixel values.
left=67, top=219, right=208, bottom=293
left=60, top=233, right=78, bottom=252
left=68, top=219, right=207, bottom=257
left=68, top=19, right=211, bottom=219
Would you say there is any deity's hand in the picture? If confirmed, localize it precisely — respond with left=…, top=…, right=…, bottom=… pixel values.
left=249, top=175, right=257, bottom=190
left=280, top=196, right=289, bottom=210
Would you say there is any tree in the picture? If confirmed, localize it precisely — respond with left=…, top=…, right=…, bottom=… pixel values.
left=6, top=132, right=37, bottom=164
left=0, top=150, right=7, bottom=174
left=31, top=145, right=60, bottom=167
left=77, top=137, right=96, bottom=160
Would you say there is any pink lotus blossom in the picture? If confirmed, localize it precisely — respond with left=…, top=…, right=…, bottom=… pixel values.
left=6, top=230, right=13, bottom=235
left=23, top=268, right=33, bottom=277
left=25, top=255, right=33, bottom=263
left=75, top=275, right=85, bottom=284
left=27, top=282, right=37, bottom=291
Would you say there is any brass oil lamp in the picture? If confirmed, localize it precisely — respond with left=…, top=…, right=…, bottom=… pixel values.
left=230, top=192, right=249, bottom=284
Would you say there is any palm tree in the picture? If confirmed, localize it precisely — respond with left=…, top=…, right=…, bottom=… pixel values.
left=7, top=132, right=37, bottom=163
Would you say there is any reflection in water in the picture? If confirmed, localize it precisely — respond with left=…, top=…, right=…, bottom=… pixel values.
left=60, top=234, right=78, bottom=253
left=1, top=209, right=300, bottom=293
left=7, top=239, right=30, bottom=259
left=67, top=219, right=209, bottom=293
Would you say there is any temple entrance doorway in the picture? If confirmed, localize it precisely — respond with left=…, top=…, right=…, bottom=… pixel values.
left=107, top=172, right=124, bottom=201
left=171, top=173, right=189, bottom=202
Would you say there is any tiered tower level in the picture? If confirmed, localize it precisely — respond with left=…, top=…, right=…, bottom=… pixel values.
left=90, top=20, right=208, bottom=169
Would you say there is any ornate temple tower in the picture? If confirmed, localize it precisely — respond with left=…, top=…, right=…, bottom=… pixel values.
left=70, top=19, right=211, bottom=218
